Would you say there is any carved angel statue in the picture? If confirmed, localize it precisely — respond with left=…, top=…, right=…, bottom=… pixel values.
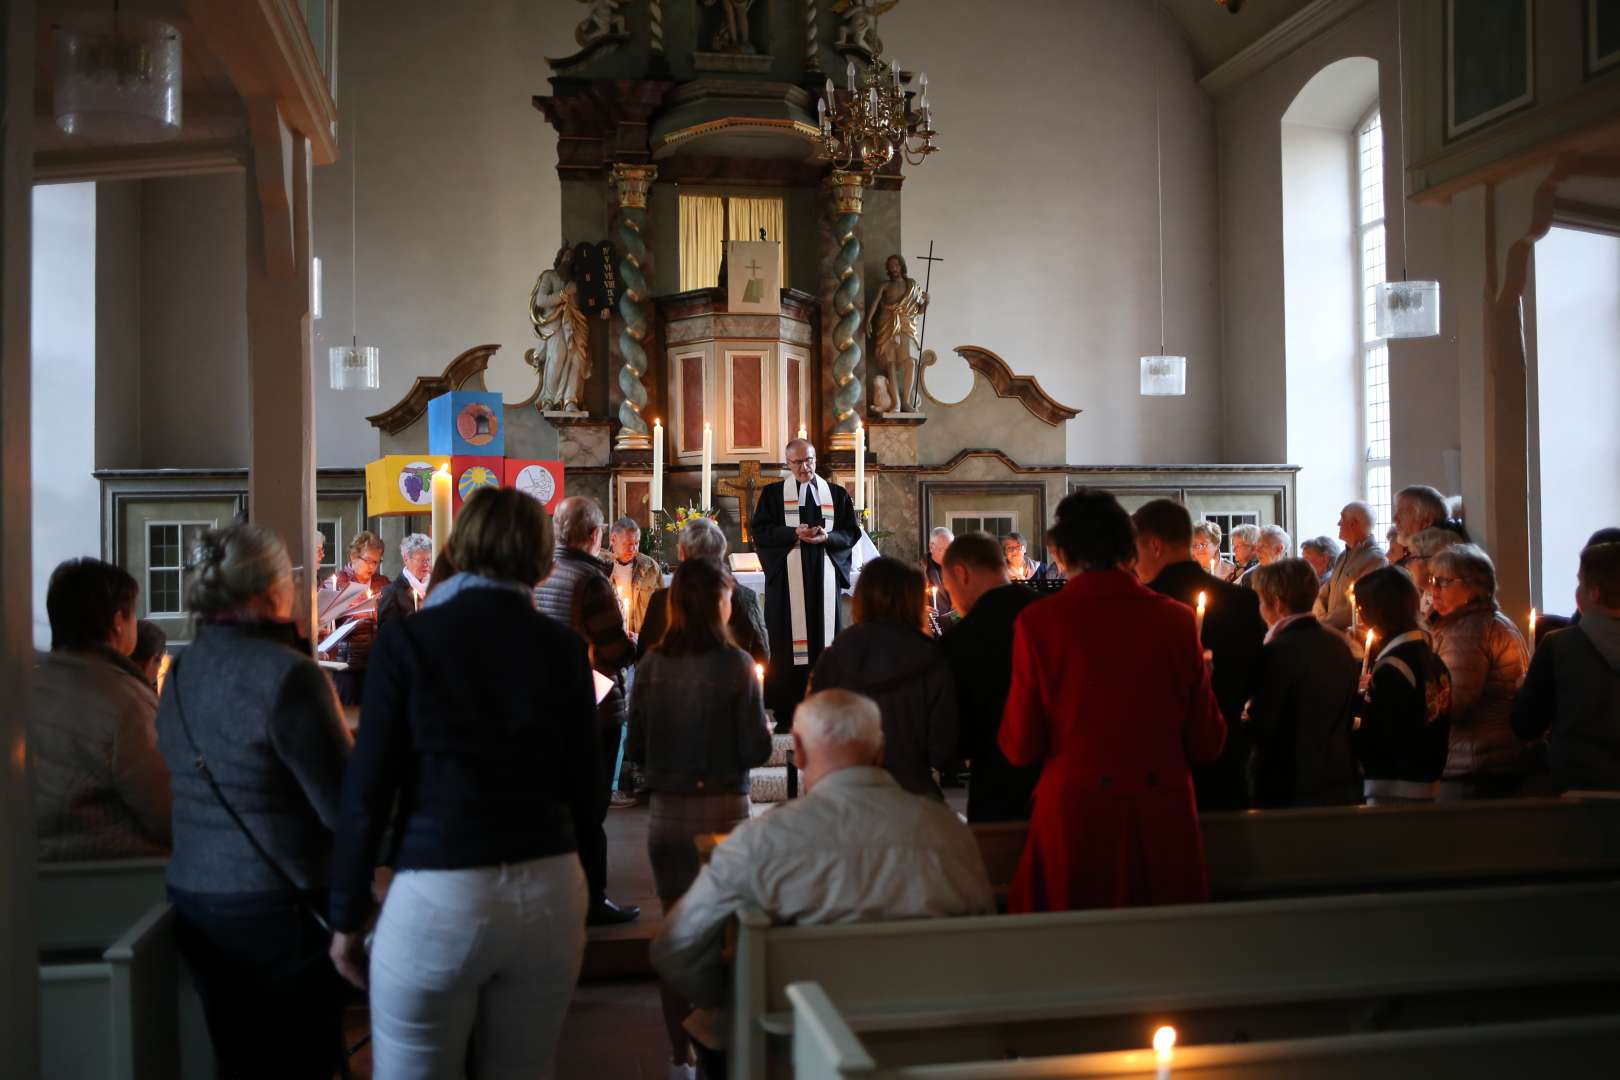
left=525, top=245, right=592, bottom=412
left=833, top=0, right=897, bottom=57
left=702, top=0, right=755, bottom=53
left=575, top=0, right=627, bottom=48
left=866, top=253, right=928, bottom=413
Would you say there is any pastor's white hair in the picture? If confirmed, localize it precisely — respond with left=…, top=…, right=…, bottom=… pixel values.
left=400, top=533, right=432, bottom=560
left=793, top=689, right=884, bottom=752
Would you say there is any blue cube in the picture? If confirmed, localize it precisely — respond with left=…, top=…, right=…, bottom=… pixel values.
left=427, top=390, right=505, bottom=458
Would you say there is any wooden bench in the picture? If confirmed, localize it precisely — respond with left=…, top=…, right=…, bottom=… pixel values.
left=729, top=879, right=1620, bottom=1079
left=971, top=795, right=1620, bottom=902
left=37, top=856, right=169, bottom=953
left=787, top=980, right=1620, bottom=1079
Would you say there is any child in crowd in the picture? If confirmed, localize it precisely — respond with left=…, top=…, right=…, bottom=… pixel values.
left=1352, top=566, right=1452, bottom=804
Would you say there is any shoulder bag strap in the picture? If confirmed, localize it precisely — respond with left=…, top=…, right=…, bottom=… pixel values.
left=170, top=653, right=332, bottom=935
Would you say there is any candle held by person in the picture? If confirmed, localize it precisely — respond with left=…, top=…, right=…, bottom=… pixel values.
left=1361, top=628, right=1376, bottom=680
left=651, top=417, right=664, bottom=513
left=755, top=662, right=765, bottom=685
left=1348, top=584, right=1358, bottom=634
left=1528, top=608, right=1537, bottom=656
left=701, top=421, right=713, bottom=510
left=854, top=420, right=866, bottom=512
left=1153, top=1025, right=1176, bottom=1080
left=430, top=464, right=452, bottom=560
left=1194, top=591, right=1206, bottom=640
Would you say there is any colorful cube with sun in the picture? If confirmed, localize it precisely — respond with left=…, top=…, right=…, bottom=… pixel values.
left=452, top=457, right=504, bottom=510
left=427, top=390, right=505, bottom=458
left=364, top=454, right=451, bottom=516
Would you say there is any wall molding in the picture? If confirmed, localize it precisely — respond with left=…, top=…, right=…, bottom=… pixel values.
left=366, top=344, right=499, bottom=435
left=952, top=345, right=1080, bottom=427
left=1197, top=0, right=1370, bottom=99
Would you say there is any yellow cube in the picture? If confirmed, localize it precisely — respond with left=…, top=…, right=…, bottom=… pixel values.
left=365, top=455, right=451, bottom=517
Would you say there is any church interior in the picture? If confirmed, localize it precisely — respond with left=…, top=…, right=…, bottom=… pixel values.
left=7, top=0, right=1620, bottom=1077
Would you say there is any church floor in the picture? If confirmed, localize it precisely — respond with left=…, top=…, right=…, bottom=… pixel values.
left=340, top=786, right=971, bottom=1076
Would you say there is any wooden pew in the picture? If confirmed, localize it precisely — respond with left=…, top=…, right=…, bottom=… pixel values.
left=37, top=856, right=169, bottom=954
left=787, top=980, right=1620, bottom=1079
left=729, top=879, right=1620, bottom=1079
left=972, top=796, right=1620, bottom=903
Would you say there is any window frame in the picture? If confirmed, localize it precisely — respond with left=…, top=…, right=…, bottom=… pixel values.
left=946, top=511, right=1019, bottom=539
left=1356, top=105, right=1392, bottom=529
left=145, top=519, right=218, bottom=617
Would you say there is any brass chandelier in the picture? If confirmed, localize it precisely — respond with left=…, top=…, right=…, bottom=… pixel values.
left=816, top=58, right=938, bottom=173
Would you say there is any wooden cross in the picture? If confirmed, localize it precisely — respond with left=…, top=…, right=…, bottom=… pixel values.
left=715, top=459, right=764, bottom=543
left=915, top=240, right=943, bottom=348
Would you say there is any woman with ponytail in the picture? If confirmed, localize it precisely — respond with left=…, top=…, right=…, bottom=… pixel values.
left=154, top=524, right=353, bottom=1078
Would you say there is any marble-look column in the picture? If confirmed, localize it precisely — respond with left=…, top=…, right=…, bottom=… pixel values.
left=822, top=170, right=865, bottom=450
left=245, top=99, right=318, bottom=647
left=612, top=163, right=658, bottom=451
left=1, top=4, right=38, bottom=1075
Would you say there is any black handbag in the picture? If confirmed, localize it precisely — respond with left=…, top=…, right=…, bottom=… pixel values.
left=168, top=653, right=333, bottom=935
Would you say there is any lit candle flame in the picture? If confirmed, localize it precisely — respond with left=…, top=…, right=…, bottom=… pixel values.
left=1529, top=608, right=1537, bottom=636
left=1153, top=1025, right=1177, bottom=1060
left=755, top=662, right=765, bottom=684
left=1195, top=592, right=1206, bottom=617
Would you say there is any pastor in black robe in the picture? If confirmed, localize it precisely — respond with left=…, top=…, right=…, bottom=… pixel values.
left=749, top=478, right=860, bottom=725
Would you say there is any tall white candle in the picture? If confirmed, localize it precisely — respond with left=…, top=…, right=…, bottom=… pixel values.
left=430, top=464, right=452, bottom=560
left=854, top=420, right=866, bottom=512
left=701, top=422, right=713, bottom=510
left=651, top=418, right=664, bottom=513
left=1361, top=628, right=1376, bottom=679
left=1195, top=591, right=1206, bottom=641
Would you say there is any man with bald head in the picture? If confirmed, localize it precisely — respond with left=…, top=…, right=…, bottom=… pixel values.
left=750, top=437, right=861, bottom=725
left=1314, top=500, right=1389, bottom=632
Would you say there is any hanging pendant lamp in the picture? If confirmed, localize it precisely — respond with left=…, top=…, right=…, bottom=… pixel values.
left=329, top=91, right=382, bottom=390
left=1140, top=71, right=1186, bottom=397
left=53, top=3, right=182, bottom=144
left=1375, top=0, right=1441, bottom=340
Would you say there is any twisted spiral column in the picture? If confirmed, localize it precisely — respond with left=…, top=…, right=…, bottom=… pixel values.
left=825, top=170, right=864, bottom=446
left=650, top=0, right=664, bottom=56
left=612, top=163, right=658, bottom=450
left=803, top=0, right=821, bottom=74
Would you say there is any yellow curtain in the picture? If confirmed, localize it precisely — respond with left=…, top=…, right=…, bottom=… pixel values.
left=727, top=195, right=786, bottom=285
left=679, top=194, right=725, bottom=291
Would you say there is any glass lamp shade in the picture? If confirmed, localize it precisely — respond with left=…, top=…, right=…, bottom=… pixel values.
left=53, top=15, right=182, bottom=143
left=329, top=345, right=381, bottom=390
left=1140, top=355, right=1187, bottom=397
left=1374, top=280, right=1441, bottom=339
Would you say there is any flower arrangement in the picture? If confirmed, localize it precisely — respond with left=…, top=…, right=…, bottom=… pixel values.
left=660, top=504, right=718, bottom=533
left=860, top=507, right=893, bottom=542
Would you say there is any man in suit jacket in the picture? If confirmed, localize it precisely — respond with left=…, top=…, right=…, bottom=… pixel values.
left=1248, top=559, right=1362, bottom=807
left=1315, top=501, right=1388, bottom=631
left=1133, top=500, right=1267, bottom=811
left=938, top=532, right=1044, bottom=821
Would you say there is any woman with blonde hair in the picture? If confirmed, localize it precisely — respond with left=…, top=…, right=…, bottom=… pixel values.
left=1425, top=543, right=1533, bottom=798
left=329, top=487, right=599, bottom=1077
left=810, top=556, right=958, bottom=798
left=325, top=529, right=390, bottom=704
left=1192, top=520, right=1237, bottom=582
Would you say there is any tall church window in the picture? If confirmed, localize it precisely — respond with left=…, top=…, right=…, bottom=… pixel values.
left=678, top=192, right=785, bottom=292
left=146, top=521, right=214, bottom=616
left=1357, top=108, right=1392, bottom=528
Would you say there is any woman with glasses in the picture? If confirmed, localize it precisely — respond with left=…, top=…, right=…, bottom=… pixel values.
left=1191, top=521, right=1237, bottom=583
left=1425, top=544, right=1533, bottom=799
left=326, top=530, right=389, bottom=705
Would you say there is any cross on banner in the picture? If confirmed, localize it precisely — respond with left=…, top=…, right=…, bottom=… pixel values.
left=915, top=240, right=943, bottom=349
left=745, top=258, right=763, bottom=279
left=714, top=460, right=764, bottom=543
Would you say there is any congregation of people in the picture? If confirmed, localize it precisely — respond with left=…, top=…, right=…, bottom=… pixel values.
left=26, top=453, right=1620, bottom=1077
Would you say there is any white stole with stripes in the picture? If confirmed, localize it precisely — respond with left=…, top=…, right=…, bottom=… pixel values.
left=783, top=475, right=837, bottom=666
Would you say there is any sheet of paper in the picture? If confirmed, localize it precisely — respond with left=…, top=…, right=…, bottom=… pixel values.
left=317, top=618, right=362, bottom=655
left=593, top=670, right=615, bottom=705
left=316, top=583, right=371, bottom=624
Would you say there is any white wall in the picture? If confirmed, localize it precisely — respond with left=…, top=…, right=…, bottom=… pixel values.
left=1533, top=225, right=1620, bottom=607
left=31, top=183, right=100, bottom=649
left=888, top=0, right=1222, bottom=465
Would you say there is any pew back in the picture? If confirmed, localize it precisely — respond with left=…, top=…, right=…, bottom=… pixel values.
left=787, top=980, right=1620, bottom=1079
left=971, top=797, right=1620, bottom=902
left=733, top=880, right=1620, bottom=1079
left=37, top=856, right=169, bottom=953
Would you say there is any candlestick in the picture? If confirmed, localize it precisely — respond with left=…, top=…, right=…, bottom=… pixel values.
left=1153, top=1026, right=1176, bottom=1080
left=854, top=420, right=866, bottom=512
left=430, top=463, right=452, bottom=560
left=1361, top=629, right=1376, bottom=679
left=1195, top=591, right=1206, bottom=642
left=651, top=418, right=664, bottom=513
left=701, top=421, right=713, bottom=511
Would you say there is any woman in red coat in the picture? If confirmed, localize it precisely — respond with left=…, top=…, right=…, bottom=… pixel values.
left=999, top=489, right=1226, bottom=913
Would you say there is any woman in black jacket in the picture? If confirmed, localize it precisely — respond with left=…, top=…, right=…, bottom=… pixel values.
left=809, top=556, right=958, bottom=798
left=327, top=487, right=600, bottom=1078
left=1353, top=565, right=1452, bottom=804
left=626, top=556, right=772, bottom=1075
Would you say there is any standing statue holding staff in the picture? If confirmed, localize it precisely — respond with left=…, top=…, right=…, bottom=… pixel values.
left=526, top=244, right=592, bottom=412
left=867, top=254, right=928, bottom=413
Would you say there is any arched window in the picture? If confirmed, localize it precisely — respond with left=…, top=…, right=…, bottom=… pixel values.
left=1357, top=108, right=1391, bottom=527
